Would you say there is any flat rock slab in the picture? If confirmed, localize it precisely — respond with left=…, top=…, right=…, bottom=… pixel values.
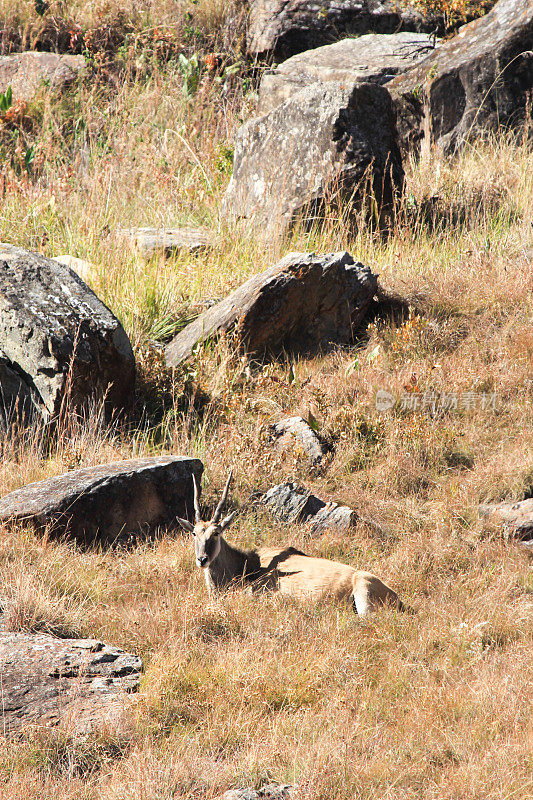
left=223, top=81, right=403, bottom=233
left=165, top=252, right=378, bottom=366
left=268, top=417, right=329, bottom=468
left=480, top=498, right=533, bottom=541
left=248, top=0, right=443, bottom=59
left=259, top=32, right=439, bottom=114
left=118, top=227, right=215, bottom=258
left=0, top=456, right=203, bottom=545
left=220, top=786, right=298, bottom=800
left=389, top=0, right=533, bottom=155
left=0, top=632, right=141, bottom=736
left=0, top=243, right=135, bottom=422
left=262, top=482, right=357, bottom=532
left=0, top=52, right=85, bottom=102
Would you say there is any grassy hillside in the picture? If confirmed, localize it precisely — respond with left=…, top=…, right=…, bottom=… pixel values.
left=0, top=2, right=531, bottom=798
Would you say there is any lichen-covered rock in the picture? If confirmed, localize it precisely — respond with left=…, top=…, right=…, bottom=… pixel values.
left=262, top=482, right=357, bottom=532
left=0, top=51, right=85, bottom=101
left=258, top=32, right=439, bottom=114
left=0, top=243, right=135, bottom=422
left=0, top=631, right=141, bottom=736
left=223, top=81, right=403, bottom=234
left=0, top=456, right=203, bottom=545
left=165, top=252, right=378, bottom=366
left=389, top=0, right=533, bottom=156
left=248, top=0, right=444, bottom=60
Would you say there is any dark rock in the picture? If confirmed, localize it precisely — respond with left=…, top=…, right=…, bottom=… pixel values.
left=165, top=251, right=378, bottom=366
left=220, top=785, right=298, bottom=800
left=0, top=456, right=203, bottom=545
left=389, top=0, right=533, bottom=156
left=258, top=32, right=439, bottom=114
left=0, top=243, right=135, bottom=422
left=268, top=418, right=329, bottom=468
left=0, top=350, right=38, bottom=427
left=0, top=52, right=85, bottom=102
left=480, top=498, right=533, bottom=541
left=223, top=81, right=404, bottom=234
left=118, top=226, right=216, bottom=258
left=263, top=482, right=357, bottom=532
left=0, top=632, right=141, bottom=736
left=248, top=0, right=444, bottom=60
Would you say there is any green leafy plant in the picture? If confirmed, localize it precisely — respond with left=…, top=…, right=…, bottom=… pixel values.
left=0, top=86, right=13, bottom=113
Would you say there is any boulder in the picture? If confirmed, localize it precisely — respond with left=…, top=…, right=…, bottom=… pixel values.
left=0, top=52, right=85, bottom=102
left=480, top=498, right=533, bottom=541
left=117, top=226, right=216, bottom=259
left=262, top=482, right=357, bottom=532
left=268, top=418, right=329, bottom=468
left=165, top=251, right=378, bottom=365
left=0, top=456, right=203, bottom=545
left=0, top=350, right=38, bottom=427
left=388, top=0, right=533, bottom=156
left=0, top=243, right=135, bottom=422
left=0, top=631, right=141, bottom=736
left=220, top=786, right=298, bottom=800
left=258, top=32, right=439, bottom=114
left=223, top=82, right=404, bottom=233
left=248, top=0, right=444, bottom=60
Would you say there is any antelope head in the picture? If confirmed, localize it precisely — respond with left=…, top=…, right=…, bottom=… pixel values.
left=177, top=470, right=236, bottom=568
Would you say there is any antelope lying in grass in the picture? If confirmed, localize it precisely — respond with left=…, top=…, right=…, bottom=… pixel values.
left=177, top=471, right=405, bottom=617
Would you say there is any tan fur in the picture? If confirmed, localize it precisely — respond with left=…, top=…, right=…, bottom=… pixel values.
left=178, top=473, right=404, bottom=617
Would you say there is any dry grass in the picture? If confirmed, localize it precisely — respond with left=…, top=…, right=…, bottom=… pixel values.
left=0, top=5, right=532, bottom=799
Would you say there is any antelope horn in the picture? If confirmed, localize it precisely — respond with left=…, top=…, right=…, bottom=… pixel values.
left=211, top=469, right=233, bottom=524
left=192, top=473, right=201, bottom=523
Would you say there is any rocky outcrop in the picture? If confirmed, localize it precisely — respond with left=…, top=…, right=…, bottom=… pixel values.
left=0, top=456, right=203, bottom=545
left=223, top=82, right=403, bottom=234
left=258, top=32, right=439, bottom=114
left=0, top=631, right=141, bottom=736
left=0, top=243, right=135, bottom=423
left=0, top=52, right=85, bottom=101
left=262, top=482, right=357, bottom=532
left=389, top=0, right=533, bottom=156
left=480, top=498, right=533, bottom=541
left=165, top=251, right=378, bottom=365
left=117, top=226, right=216, bottom=258
left=247, top=0, right=444, bottom=60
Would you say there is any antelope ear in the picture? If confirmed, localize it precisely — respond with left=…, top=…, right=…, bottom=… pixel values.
left=219, top=511, right=237, bottom=531
left=176, top=517, right=195, bottom=534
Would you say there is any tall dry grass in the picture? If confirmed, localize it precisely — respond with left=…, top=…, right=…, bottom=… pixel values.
left=0, top=7, right=532, bottom=799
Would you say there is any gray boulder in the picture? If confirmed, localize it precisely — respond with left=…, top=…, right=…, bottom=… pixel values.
left=248, top=0, right=443, bottom=60
left=258, top=32, right=439, bottom=114
left=223, top=81, right=403, bottom=234
left=0, top=455, right=203, bottom=545
left=0, top=631, right=141, bottom=736
left=165, top=251, right=378, bottom=366
left=480, top=498, right=533, bottom=541
left=268, top=418, right=329, bottom=468
left=0, top=51, right=85, bottom=102
left=262, top=482, right=357, bottom=532
left=0, top=243, right=135, bottom=423
left=117, top=226, right=216, bottom=259
left=389, top=0, right=533, bottom=156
